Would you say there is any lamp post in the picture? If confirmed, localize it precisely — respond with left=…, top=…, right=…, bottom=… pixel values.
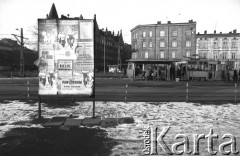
left=12, top=28, right=26, bottom=77
left=19, top=28, right=24, bottom=77
left=104, top=32, right=106, bottom=74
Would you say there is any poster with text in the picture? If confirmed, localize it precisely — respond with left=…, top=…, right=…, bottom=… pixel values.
left=38, top=19, right=94, bottom=95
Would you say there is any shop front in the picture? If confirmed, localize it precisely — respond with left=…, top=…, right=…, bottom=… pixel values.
left=126, top=59, right=182, bottom=81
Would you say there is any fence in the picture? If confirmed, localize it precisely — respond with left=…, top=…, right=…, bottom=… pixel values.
left=0, top=77, right=240, bottom=104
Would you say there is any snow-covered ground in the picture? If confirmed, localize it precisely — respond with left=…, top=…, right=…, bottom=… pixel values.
left=0, top=101, right=240, bottom=155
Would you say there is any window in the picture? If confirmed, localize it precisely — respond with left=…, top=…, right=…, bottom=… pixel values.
left=186, top=41, right=191, bottom=47
left=172, top=51, right=176, bottom=59
left=200, top=52, right=207, bottom=59
left=160, top=41, right=165, bottom=47
left=134, top=43, right=137, bottom=49
left=172, top=30, right=178, bottom=36
left=203, top=52, right=207, bottom=59
left=142, top=42, right=146, bottom=48
left=232, top=41, right=237, bottom=48
left=222, top=52, right=227, bottom=59
left=213, top=52, right=218, bottom=60
left=132, top=52, right=137, bottom=59
left=186, top=52, right=190, bottom=58
left=160, top=31, right=165, bottom=37
left=199, top=41, right=208, bottom=49
left=161, top=52, right=164, bottom=58
left=144, top=52, right=148, bottom=58
left=232, top=52, right=236, bottom=59
left=143, top=31, right=146, bottom=37
left=186, top=30, right=191, bottom=36
left=136, top=33, right=138, bottom=39
left=149, top=31, right=152, bottom=37
left=149, top=42, right=152, bottom=48
left=222, top=41, right=228, bottom=49
left=156, top=51, right=164, bottom=59
left=172, top=41, right=177, bottom=47
left=213, top=41, right=219, bottom=49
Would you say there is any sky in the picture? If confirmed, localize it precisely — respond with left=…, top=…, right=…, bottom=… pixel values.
left=0, top=0, right=240, bottom=49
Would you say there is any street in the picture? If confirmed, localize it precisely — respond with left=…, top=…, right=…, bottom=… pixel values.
left=0, top=77, right=239, bottom=104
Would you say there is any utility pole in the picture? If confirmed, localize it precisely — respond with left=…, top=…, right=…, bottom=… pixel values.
left=118, top=30, right=122, bottom=70
left=104, top=31, right=106, bottom=74
left=12, top=28, right=27, bottom=77
left=20, top=28, right=24, bottom=76
left=118, top=39, right=121, bottom=70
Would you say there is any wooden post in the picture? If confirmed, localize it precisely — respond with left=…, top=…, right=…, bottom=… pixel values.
left=186, top=83, right=188, bottom=102
left=27, top=81, right=30, bottom=101
left=38, top=96, right=41, bottom=119
left=125, top=83, right=128, bottom=103
left=235, top=83, right=237, bottom=103
left=11, top=73, right=13, bottom=84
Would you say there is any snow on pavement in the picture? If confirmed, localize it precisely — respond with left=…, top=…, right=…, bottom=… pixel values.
left=0, top=100, right=240, bottom=155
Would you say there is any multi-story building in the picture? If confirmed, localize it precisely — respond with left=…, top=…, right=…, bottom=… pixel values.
left=128, top=20, right=196, bottom=80
left=94, top=28, right=125, bottom=71
left=130, top=20, right=196, bottom=61
left=196, top=30, right=240, bottom=80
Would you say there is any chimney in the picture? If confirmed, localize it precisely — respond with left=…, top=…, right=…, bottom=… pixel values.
left=168, top=21, right=171, bottom=24
left=220, top=32, right=222, bottom=34
left=189, top=19, right=193, bottom=23
left=229, top=31, right=232, bottom=34
left=157, top=21, right=161, bottom=24
left=204, top=30, right=207, bottom=34
left=214, top=30, right=216, bottom=34
left=233, top=29, right=237, bottom=34
left=197, top=32, right=200, bottom=35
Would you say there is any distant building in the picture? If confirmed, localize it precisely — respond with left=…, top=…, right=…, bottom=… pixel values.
left=94, top=27, right=125, bottom=71
left=196, top=30, right=240, bottom=65
left=0, top=39, right=38, bottom=71
left=130, top=20, right=196, bottom=61
left=127, top=20, right=196, bottom=80
left=196, top=30, right=240, bottom=80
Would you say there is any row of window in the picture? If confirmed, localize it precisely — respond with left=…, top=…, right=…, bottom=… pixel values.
left=133, top=29, right=192, bottom=39
left=98, top=37, right=121, bottom=49
left=199, top=41, right=238, bottom=49
left=199, top=52, right=237, bottom=59
left=134, top=41, right=192, bottom=49
left=132, top=51, right=191, bottom=59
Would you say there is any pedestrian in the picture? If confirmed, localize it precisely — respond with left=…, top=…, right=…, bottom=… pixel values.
left=233, top=69, right=237, bottom=83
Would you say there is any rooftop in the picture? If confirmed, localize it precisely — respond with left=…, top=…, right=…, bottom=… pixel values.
left=131, top=20, right=196, bottom=32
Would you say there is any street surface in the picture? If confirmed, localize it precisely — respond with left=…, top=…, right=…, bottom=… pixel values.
left=0, top=77, right=239, bottom=104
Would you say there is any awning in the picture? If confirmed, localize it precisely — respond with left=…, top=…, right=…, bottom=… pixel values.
left=126, top=59, right=183, bottom=64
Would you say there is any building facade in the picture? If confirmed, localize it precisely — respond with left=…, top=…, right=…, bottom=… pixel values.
left=131, top=20, right=196, bottom=61
left=196, top=30, right=240, bottom=67
left=0, top=38, right=38, bottom=71
left=195, top=30, right=240, bottom=80
left=94, top=28, right=125, bottom=71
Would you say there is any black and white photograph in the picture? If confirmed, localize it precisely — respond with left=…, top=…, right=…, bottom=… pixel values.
left=0, top=0, right=240, bottom=155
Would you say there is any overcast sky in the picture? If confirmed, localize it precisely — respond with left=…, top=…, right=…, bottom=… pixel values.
left=0, top=0, right=240, bottom=49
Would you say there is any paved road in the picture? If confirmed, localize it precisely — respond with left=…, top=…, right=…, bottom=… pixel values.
left=0, top=77, right=239, bottom=104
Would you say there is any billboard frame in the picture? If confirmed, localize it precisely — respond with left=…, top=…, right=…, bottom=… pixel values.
left=37, top=18, right=96, bottom=118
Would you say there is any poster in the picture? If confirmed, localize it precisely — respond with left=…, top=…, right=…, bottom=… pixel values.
left=38, top=19, right=94, bottom=95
